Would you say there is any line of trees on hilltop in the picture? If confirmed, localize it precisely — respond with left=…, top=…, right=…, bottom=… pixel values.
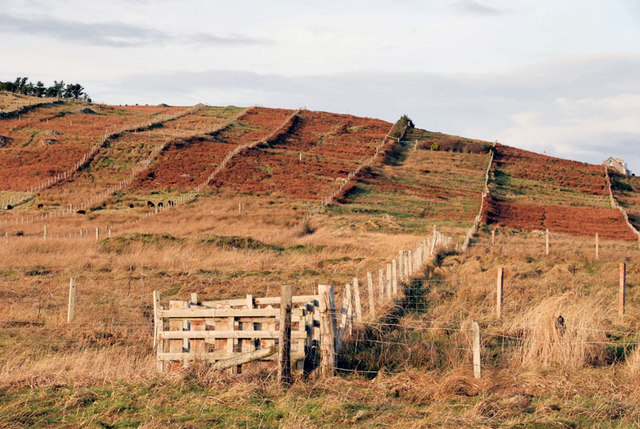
left=0, top=77, right=90, bottom=101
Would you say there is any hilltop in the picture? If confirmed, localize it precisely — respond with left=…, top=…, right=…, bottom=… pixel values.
left=1, top=92, right=640, bottom=427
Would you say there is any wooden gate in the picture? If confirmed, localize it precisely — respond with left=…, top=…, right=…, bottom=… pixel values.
left=154, top=292, right=320, bottom=372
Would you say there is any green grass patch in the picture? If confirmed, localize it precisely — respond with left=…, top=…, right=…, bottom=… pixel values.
left=100, top=233, right=183, bottom=253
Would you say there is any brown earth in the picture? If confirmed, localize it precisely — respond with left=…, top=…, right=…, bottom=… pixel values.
left=494, top=144, right=608, bottom=196
left=211, top=110, right=390, bottom=200
left=135, top=108, right=294, bottom=190
left=0, top=103, right=184, bottom=190
left=483, top=195, right=637, bottom=241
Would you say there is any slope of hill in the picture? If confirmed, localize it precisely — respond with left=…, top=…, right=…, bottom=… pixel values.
left=2, top=94, right=640, bottom=427
left=484, top=144, right=637, bottom=240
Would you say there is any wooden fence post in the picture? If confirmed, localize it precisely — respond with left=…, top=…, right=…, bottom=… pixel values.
left=595, top=233, right=599, bottom=260
left=278, top=284, right=293, bottom=385
left=95, top=227, right=99, bottom=241
left=352, top=277, right=363, bottom=323
left=43, top=224, right=47, bottom=241
left=153, top=290, right=161, bottom=349
left=338, top=283, right=352, bottom=348
left=67, top=277, right=76, bottom=323
left=386, top=263, right=392, bottom=300
left=545, top=229, right=550, bottom=256
left=367, top=272, right=375, bottom=318
left=619, top=263, right=626, bottom=318
left=392, top=259, right=398, bottom=296
left=153, top=290, right=164, bottom=371
left=398, top=250, right=404, bottom=281
left=378, top=268, right=385, bottom=301
left=472, top=321, right=481, bottom=379
left=491, top=230, right=495, bottom=247
left=318, top=285, right=336, bottom=377
left=496, top=268, right=504, bottom=319
left=404, top=251, right=409, bottom=279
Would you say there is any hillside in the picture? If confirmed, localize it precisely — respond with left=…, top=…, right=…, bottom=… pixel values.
left=1, top=93, right=640, bottom=427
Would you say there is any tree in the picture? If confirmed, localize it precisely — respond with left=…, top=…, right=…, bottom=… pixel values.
left=35, top=81, right=45, bottom=97
left=0, top=77, right=88, bottom=100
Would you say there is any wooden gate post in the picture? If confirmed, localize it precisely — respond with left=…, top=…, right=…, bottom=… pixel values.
left=153, top=290, right=161, bottom=348
left=496, top=268, right=504, bottom=319
left=367, top=272, right=375, bottom=318
left=619, top=263, right=626, bottom=318
left=318, top=285, right=336, bottom=377
left=472, top=321, right=481, bottom=379
left=278, top=284, right=293, bottom=385
left=67, top=277, right=76, bottom=323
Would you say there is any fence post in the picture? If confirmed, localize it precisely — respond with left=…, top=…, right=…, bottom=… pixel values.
left=67, top=277, right=76, bottom=323
left=472, top=321, right=481, bottom=379
left=496, top=268, right=504, bottom=319
left=386, top=263, right=392, bottom=300
left=352, top=277, right=363, bottom=323
left=398, top=250, right=404, bottom=281
left=545, top=229, right=550, bottom=256
left=619, top=263, right=626, bottom=318
left=392, top=259, right=398, bottom=296
left=378, top=268, right=385, bottom=301
left=491, top=230, right=495, bottom=247
left=367, top=272, right=375, bottom=318
left=338, top=283, right=352, bottom=348
left=595, top=233, right=599, bottom=260
left=278, top=284, right=293, bottom=385
left=153, top=290, right=160, bottom=349
left=43, top=224, right=48, bottom=241
left=95, top=226, right=99, bottom=241
left=318, top=285, right=336, bottom=377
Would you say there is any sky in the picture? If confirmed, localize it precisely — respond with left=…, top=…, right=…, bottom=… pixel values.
left=2, top=0, right=639, bottom=169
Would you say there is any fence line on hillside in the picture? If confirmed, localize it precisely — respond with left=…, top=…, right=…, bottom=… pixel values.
left=604, top=166, right=640, bottom=241
left=298, top=118, right=410, bottom=226
left=106, top=107, right=300, bottom=233
left=0, top=99, right=63, bottom=118
left=0, top=106, right=257, bottom=229
left=150, top=224, right=454, bottom=379
left=461, top=142, right=496, bottom=250
left=0, top=104, right=203, bottom=212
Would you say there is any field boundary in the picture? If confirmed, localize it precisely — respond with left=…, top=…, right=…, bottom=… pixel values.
left=462, top=142, right=496, bottom=250
left=604, top=165, right=640, bottom=241
left=0, top=104, right=202, bottom=211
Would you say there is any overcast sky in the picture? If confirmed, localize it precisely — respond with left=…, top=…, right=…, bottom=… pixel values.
left=2, top=0, right=639, bottom=169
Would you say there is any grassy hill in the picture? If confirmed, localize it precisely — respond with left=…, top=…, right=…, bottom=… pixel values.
left=1, top=92, right=639, bottom=427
